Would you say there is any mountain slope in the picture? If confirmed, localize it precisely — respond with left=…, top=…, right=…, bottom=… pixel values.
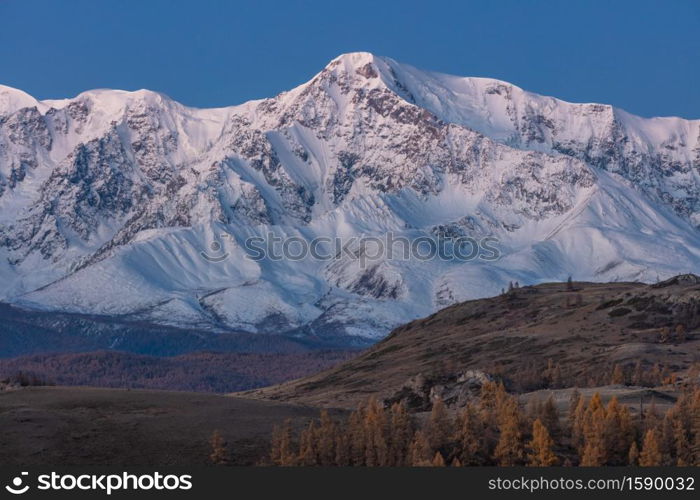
left=1, top=53, right=700, bottom=342
left=243, top=276, right=700, bottom=408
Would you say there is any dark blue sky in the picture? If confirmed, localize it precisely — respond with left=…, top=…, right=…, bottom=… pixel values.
left=1, top=0, right=698, bottom=118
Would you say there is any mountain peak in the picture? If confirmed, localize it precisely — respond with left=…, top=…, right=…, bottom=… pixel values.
left=2, top=56, right=700, bottom=342
left=0, top=84, right=44, bottom=114
left=328, top=51, right=379, bottom=67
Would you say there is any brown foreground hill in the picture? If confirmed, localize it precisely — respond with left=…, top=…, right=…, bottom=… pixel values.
left=242, top=275, right=700, bottom=409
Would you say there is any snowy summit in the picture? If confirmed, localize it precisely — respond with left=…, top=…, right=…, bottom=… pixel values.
left=1, top=53, right=699, bottom=342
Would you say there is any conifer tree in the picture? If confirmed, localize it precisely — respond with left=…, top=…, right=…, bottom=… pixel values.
left=628, top=441, right=639, bottom=466
left=604, top=397, right=634, bottom=465
left=409, top=430, right=433, bottom=466
left=298, top=421, right=319, bottom=466
left=348, top=407, right=366, bottom=466
left=454, top=402, right=482, bottom=465
left=632, top=361, right=643, bottom=386
left=388, top=402, right=413, bottom=466
left=568, top=389, right=581, bottom=429
left=209, top=430, right=229, bottom=465
left=571, top=396, right=587, bottom=451
left=363, top=398, right=388, bottom=466
left=659, top=413, right=676, bottom=466
left=643, top=400, right=661, bottom=433
left=479, top=381, right=507, bottom=453
left=611, top=365, right=625, bottom=385
left=426, top=396, right=452, bottom=452
left=317, top=410, right=338, bottom=466
left=527, top=419, right=558, bottom=466
left=580, top=405, right=607, bottom=466
left=334, top=429, right=351, bottom=466
left=270, top=420, right=296, bottom=466
left=639, top=429, right=663, bottom=466
left=689, top=389, right=700, bottom=465
left=541, top=395, right=560, bottom=438
left=494, top=397, right=524, bottom=466
left=431, top=451, right=446, bottom=467
left=672, top=415, right=691, bottom=466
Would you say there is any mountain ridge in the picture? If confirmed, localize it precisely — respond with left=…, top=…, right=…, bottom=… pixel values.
left=1, top=52, right=700, bottom=342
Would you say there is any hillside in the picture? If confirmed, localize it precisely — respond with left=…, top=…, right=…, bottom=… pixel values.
left=0, top=349, right=358, bottom=393
left=244, top=276, right=700, bottom=408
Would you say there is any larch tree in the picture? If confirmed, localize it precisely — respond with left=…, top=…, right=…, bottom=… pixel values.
left=409, top=430, right=433, bottom=466
left=611, top=365, right=625, bottom=385
left=672, top=415, right=691, bottom=466
left=426, top=396, right=452, bottom=453
left=317, top=410, right=338, bottom=466
left=527, top=419, right=558, bottom=466
left=388, top=402, right=413, bottom=466
left=494, top=397, right=524, bottom=466
left=431, top=451, right=446, bottom=467
left=347, top=407, right=366, bottom=466
left=270, top=420, right=296, bottom=466
left=540, top=395, right=561, bottom=438
left=568, top=389, right=581, bottom=429
left=454, top=403, right=482, bottom=466
left=604, top=397, right=635, bottom=464
left=363, top=397, right=388, bottom=466
left=628, top=441, right=639, bottom=466
left=580, top=406, right=607, bottom=466
left=570, top=396, right=588, bottom=451
left=297, top=421, right=319, bottom=466
left=209, top=430, right=229, bottom=465
left=639, top=429, right=663, bottom=466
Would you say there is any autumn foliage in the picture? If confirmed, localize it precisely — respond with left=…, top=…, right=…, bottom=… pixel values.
left=269, top=384, right=700, bottom=467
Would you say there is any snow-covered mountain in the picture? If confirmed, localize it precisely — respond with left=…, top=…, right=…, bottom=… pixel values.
left=1, top=52, right=700, bottom=342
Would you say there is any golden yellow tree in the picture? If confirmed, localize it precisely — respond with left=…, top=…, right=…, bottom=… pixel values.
left=431, top=451, right=446, bottom=467
left=297, top=421, right=319, bottom=466
left=388, top=402, right=413, bottom=466
left=454, top=403, right=482, bottom=465
left=611, top=365, right=625, bottom=385
left=209, top=430, right=229, bottom=465
left=409, top=430, right=433, bottom=466
left=604, top=397, right=635, bottom=464
left=628, top=441, right=639, bottom=465
left=426, top=396, right=452, bottom=452
left=527, top=419, right=558, bottom=466
left=639, top=429, right=662, bottom=466
left=270, top=420, right=296, bottom=466
left=570, top=395, right=587, bottom=451
left=347, top=407, right=366, bottom=465
left=580, top=406, right=607, bottom=466
left=673, top=416, right=691, bottom=466
left=363, top=398, right=388, bottom=466
left=316, top=410, right=337, bottom=466
left=494, top=397, right=524, bottom=466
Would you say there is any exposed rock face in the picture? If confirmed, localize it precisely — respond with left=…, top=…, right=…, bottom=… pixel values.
left=0, top=52, right=699, bottom=342
left=385, top=370, right=494, bottom=411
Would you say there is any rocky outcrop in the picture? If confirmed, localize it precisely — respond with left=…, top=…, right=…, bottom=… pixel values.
left=384, top=370, right=494, bottom=411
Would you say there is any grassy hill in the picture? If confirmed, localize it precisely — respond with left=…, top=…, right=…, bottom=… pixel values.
left=243, top=276, right=700, bottom=408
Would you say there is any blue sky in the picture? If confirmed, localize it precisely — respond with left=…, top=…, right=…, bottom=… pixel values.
left=1, top=0, right=698, bottom=118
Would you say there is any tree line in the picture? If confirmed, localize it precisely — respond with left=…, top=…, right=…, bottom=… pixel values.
left=491, top=360, right=678, bottom=393
left=257, top=382, right=700, bottom=466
